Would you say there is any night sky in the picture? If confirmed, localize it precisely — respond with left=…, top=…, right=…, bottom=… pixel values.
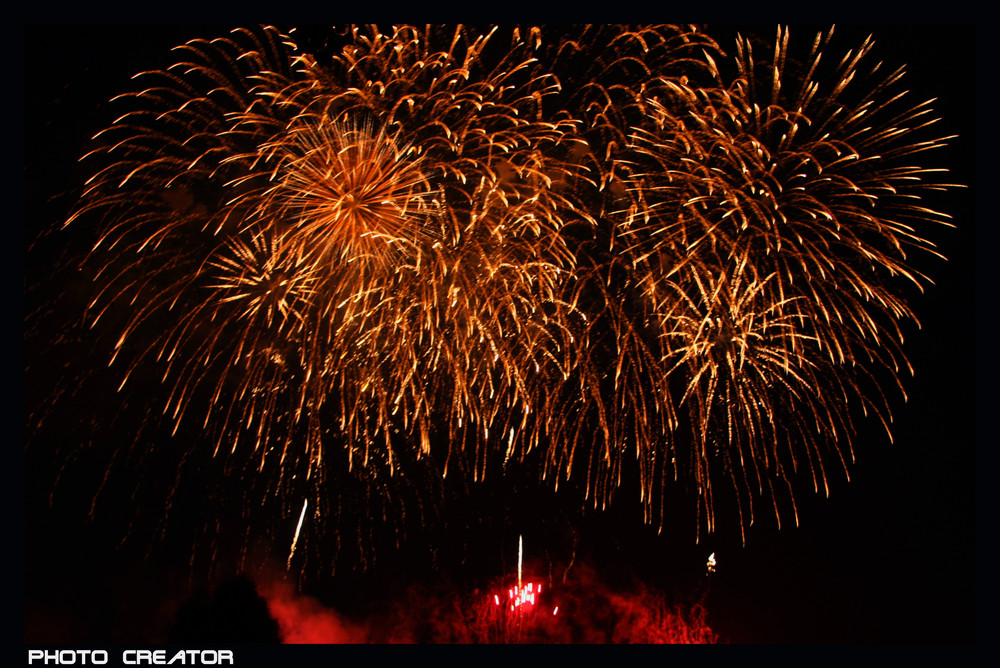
left=23, top=24, right=978, bottom=646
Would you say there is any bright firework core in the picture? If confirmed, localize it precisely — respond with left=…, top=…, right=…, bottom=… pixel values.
left=252, top=119, right=438, bottom=268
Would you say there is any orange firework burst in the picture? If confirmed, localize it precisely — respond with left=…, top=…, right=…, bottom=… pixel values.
left=234, top=117, right=438, bottom=269
left=550, top=26, right=960, bottom=537
left=31, top=24, right=960, bottom=570
left=57, top=25, right=592, bottom=569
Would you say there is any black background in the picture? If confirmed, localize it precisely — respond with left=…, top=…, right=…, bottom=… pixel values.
left=23, top=24, right=979, bottom=645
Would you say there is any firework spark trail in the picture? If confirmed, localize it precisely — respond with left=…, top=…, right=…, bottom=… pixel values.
left=38, top=24, right=959, bottom=567
left=518, top=534, right=523, bottom=588
left=288, top=498, right=308, bottom=569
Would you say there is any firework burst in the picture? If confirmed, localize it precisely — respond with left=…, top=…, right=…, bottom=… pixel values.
left=50, top=24, right=593, bottom=569
left=28, top=25, right=960, bottom=572
left=240, top=117, right=438, bottom=269
left=570, top=26, right=960, bottom=536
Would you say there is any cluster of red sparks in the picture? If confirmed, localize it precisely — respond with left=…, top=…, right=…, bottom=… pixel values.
left=494, top=582, right=556, bottom=616
left=479, top=578, right=552, bottom=643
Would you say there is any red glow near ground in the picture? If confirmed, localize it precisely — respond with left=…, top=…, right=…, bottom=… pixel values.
left=258, top=565, right=716, bottom=643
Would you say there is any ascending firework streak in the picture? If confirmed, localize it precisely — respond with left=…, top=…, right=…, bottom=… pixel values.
left=519, top=535, right=523, bottom=589
left=50, top=24, right=958, bottom=561
left=481, top=536, right=553, bottom=642
left=288, top=499, right=308, bottom=570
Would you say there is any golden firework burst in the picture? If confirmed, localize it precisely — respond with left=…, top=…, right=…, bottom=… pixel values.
left=33, top=25, right=960, bottom=569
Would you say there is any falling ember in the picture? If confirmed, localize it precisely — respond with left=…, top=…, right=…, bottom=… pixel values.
left=287, top=499, right=308, bottom=570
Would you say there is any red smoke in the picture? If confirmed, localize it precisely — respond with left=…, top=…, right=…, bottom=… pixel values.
left=257, top=563, right=717, bottom=643
left=259, top=580, right=366, bottom=643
